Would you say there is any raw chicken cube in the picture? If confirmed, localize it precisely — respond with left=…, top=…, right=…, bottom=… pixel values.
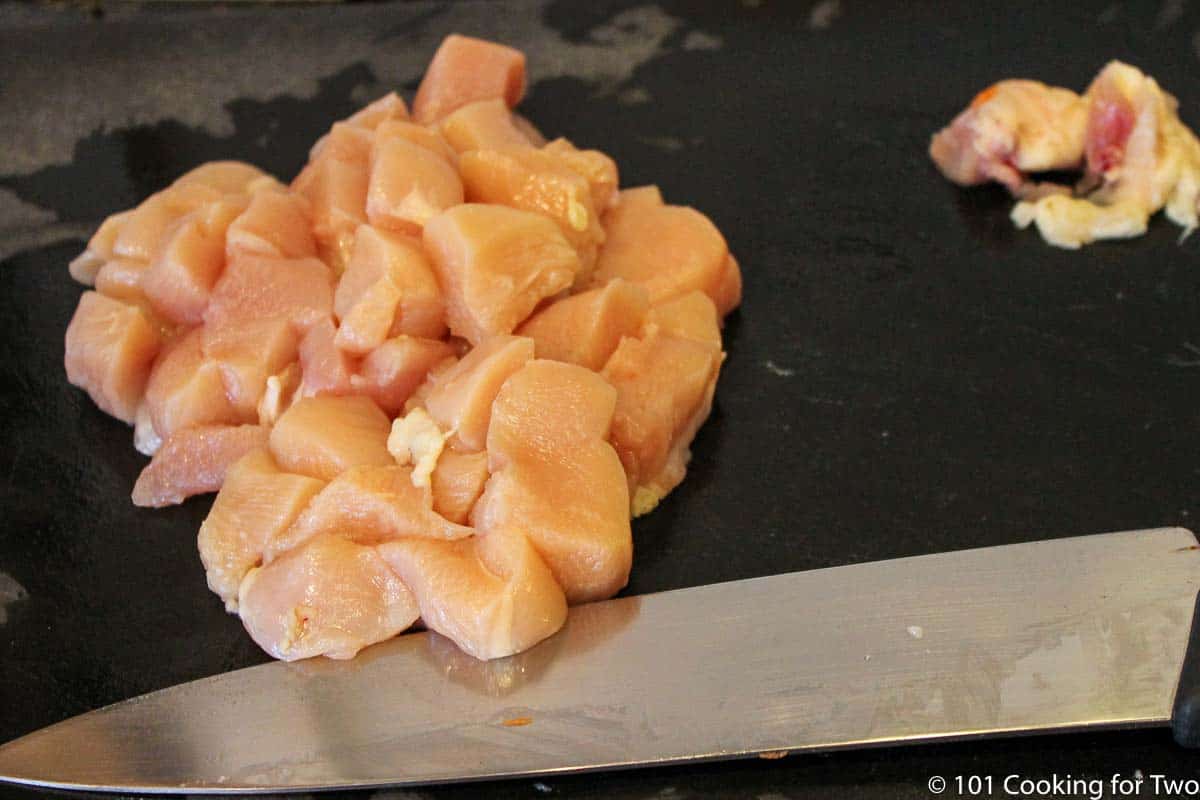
left=203, top=317, right=299, bottom=418
left=541, top=138, right=620, bottom=213
left=516, top=278, right=648, bottom=370
left=366, top=136, right=464, bottom=233
left=64, top=291, right=163, bottom=424
left=131, top=424, right=268, bottom=508
left=264, top=464, right=472, bottom=563
left=439, top=99, right=535, bottom=154
left=374, top=120, right=458, bottom=165
left=378, top=527, right=566, bottom=660
left=333, top=225, right=446, bottom=354
left=308, top=122, right=373, bottom=166
left=643, top=290, right=721, bottom=348
left=475, top=360, right=631, bottom=604
left=268, top=395, right=393, bottom=481
left=70, top=209, right=133, bottom=285
left=591, top=186, right=732, bottom=313
left=430, top=450, right=490, bottom=524
left=298, top=318, right=356, bottom=398
left=458, top=147, right=605, bottom=278
left=422, top=334, right=535, bottom=452
left=412, top=34, right=526, bottom=124
left=423, top=204, right=579, bottom=344
left=144, top=328, right=242, bottom=439
left=112, top=182, right=224, bottom=263
left=173, top=161, right=277, bottom=195
left=351, top=335, right=456, bottom=415
left=292, top=138, right=370, bottom=273
left=94, top=257, right=150, bottom=304
left=197, top=448, right=325, bottom=611
left=602, top=329, right=722, bottom=516
left=225, top=189, right=317, bottom=260
left=203, top=253, right=333, bottom=334
left=238, top=534, right=419, bottom=661
left=140, top=196, right=246, bottom=326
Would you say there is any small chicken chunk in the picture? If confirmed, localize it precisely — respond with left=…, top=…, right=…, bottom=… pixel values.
left=602, top=317, right=723, bottom=516
left=225, top=189, right=317, bottom=260
left=132, top=424, right=268, bottom=508
left=458, top=147, right=607, bottom=278
left=378, top=528, right=566, bottom=660
left=204, top=317, right=300, bottom=419
left=64, top=292, right=163, bottom=424
left=298, top=318, right=356, bottom=398
left=475, top=360, right=632, bottom=604
left=439, top=98, right=535, bottom=153
left=516, top=278, right=649, bottom=370
left=239, top=534, right=419, bottom=661
left=430, top=450, right=490, bottom=525
left=412, top=34, right=526, bottom=124
left=591, top=187, right=732, bottom=313
left=333, top=225, right=446, bottom=354
left=264, top=464, right=472, bottom=563
left=144, top=328, right=243, bottom=439
left=269, top=395, right=394, bottom=481
left=421, top=334, right=535, bottom=452
left=203, top=253, right=333, bottom=334
left=351, top=335, right=455, bottom=415
left=198, top=448, right=325, bottom=611
left=423, top=204, right=579, bottom=344
left=367, top=136, right=463, bottom=233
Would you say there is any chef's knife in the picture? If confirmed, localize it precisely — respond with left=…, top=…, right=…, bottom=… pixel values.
left=2, top=526, right=1199, bottom=794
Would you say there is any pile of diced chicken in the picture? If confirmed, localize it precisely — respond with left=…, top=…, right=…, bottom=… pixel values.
left=62, top=35, right=742, bottom=662
left=930, top=61, right=1200, bottom=249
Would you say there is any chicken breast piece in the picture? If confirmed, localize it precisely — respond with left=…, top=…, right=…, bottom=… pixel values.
left=198, top=448, right=325, bottom=611
left=333, top=225, right=446, bottom=354
left=422, top=204, right=579, bottom=344
left=458, top=147, right=606, bottom=279
left=269, top=395, right=394, bottom=481
left=238, top=534, right=419, bottom=661
left=378, top=527, right=566, bottom=661
left=351, top=335, right=455, bottom=415
left=412, top=34, right=526, bottom=124
left=421, top=334, right=534, bottom=452
left=439, top=98, right=535, bottom=154
left=591, top=186, right=733, bottom=314
left=132, top=424, right=268, bottom=508
left=516, top=278, right=649, bottom=370
left=263, top=464, right=472, bottom=563
left=602, top=293, right=724, bottom=515
left=475, top=359, right=632, bottom=604
left=64, top=291, right=163, bottom=424
left=144, top=328, right=243, bottom=439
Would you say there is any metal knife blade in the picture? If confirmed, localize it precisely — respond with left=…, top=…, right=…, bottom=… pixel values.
left=1, top=527, right=1197, bottom=794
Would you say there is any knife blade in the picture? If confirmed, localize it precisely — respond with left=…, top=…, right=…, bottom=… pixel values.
left=2, top=526, right=1198, bottom=794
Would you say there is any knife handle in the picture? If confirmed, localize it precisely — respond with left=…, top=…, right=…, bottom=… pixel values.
left=1172, top=591, right=1200, bottom=747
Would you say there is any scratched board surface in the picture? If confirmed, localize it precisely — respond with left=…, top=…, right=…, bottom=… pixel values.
left=2, top=1, right=1200, bottom=798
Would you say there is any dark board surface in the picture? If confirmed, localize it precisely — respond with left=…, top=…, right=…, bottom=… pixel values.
left=2, top=1, right=1200, bottom=797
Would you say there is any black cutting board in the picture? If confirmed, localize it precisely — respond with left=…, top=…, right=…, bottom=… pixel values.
left=3, top=1, right=1200, bottom=798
